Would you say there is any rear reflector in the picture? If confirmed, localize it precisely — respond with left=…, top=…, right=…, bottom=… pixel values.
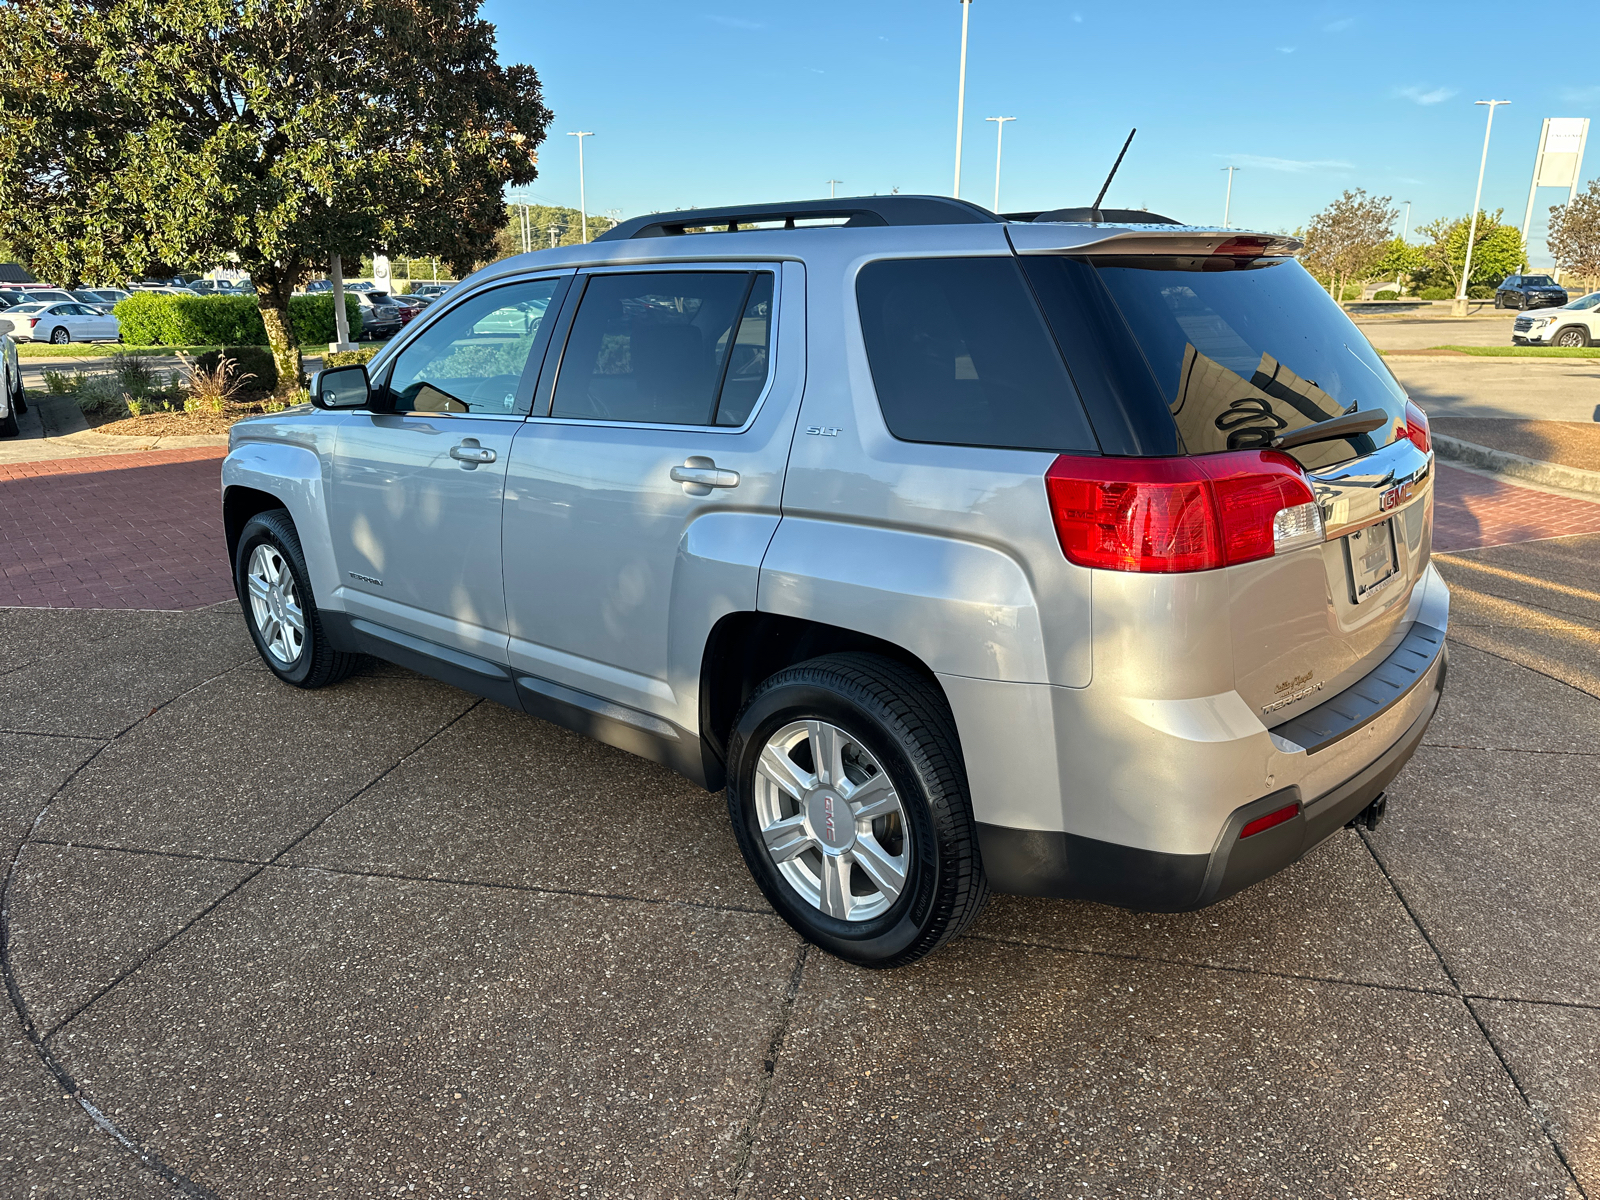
left=1402, top=400, right=1431, bottom=454
left=1239, top=802, right=1300, bottom=839
left=1045, top=450, right=1322, bottom=573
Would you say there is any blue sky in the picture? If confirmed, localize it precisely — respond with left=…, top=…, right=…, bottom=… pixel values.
left=485, top=1, right=1597, bottom=264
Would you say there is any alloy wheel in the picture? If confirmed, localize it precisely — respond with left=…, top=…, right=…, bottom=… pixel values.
left=753, top=719, right=910, bottom=922
left=245, top=542, right=306, bottom=665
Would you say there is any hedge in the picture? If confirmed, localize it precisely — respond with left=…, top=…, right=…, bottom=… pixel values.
left=322, top=345, right=383, bottom=368
left=114, top=293, right=362, bottom=347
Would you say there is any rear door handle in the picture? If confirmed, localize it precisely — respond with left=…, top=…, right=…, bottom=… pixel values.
left=671, top=456, right=740, bottom=494
left=450, top=439, right=496, bottom=467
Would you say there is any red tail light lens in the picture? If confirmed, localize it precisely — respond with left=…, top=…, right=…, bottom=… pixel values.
left=1402, top=400, right=1430, bottom=454
left=1240, top=801, right=1300, bottom=839
left=1045, top=450, right=1320, bottom=573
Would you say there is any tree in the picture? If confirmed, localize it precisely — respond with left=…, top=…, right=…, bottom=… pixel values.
left=1368, top=237, right=1427, bottom=292
left=490, top=204, right=617, bottom=265
left=1415, top=210, right=1525, bottom=295
left=1548, top=180, right=1600, bottom=280
left=0, top=0, right=551, bottom=394
left=1299, top=189, right=1397, bottom=302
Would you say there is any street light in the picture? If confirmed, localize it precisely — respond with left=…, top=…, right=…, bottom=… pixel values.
left=568, top=131, right=594, bottom=243
left=1401, top=199, right=1412, bottom=241
left=1220, top=165, right=1239, bottom=229
left=986, top=116, right=1015, bottom=212
left=953, top=0, right=973, bottom=198
left=826, top=179, right=842, bottom=199
left=1454, top=100, right=1509, bottom=318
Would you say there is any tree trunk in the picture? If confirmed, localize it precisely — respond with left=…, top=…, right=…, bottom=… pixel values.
left=254, top=262, right=304, bottom=399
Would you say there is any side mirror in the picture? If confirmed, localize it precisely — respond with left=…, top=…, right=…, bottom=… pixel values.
left=310, top=364, right=371, bottom=410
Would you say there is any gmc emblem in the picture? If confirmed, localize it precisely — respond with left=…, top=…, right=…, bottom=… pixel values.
left=1379, top=481, right=1414, bottom=512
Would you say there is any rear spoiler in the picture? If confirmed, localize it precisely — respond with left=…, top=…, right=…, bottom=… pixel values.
left=1008, top=225, right=1303, bottom=258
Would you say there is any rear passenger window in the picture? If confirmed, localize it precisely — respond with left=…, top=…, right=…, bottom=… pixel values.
left=855, top=258, right=1097, bottom=453
left=551, top=271, right=774, bottom=426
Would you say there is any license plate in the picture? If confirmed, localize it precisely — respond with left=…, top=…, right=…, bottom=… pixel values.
left=1345, top=519, right=1398, bottom=602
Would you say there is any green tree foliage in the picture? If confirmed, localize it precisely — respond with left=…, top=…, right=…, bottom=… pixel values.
left=1548, top=180, right=1600, bottom=280
left=0, top=0, right=550, bottom=394
left=492, top=205, right=617, bottom=264
left=1415, top=210, right=1524, bottom=293
left=1299, top=189, right=1397, bottom=301
left=1369, top=237, right=1427, bottom=290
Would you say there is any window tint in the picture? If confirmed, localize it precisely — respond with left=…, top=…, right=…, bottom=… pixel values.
left=855, top=257, right=1096, bottom=453
left=552, top=271, right=770, bottom=426
left=385, top=278, right=561, bottom=415
left=1523, top=275, right=1554, bottom=286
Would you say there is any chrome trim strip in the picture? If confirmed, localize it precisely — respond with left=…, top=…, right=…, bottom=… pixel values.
left=1310, top=440, right=1433, bottom=540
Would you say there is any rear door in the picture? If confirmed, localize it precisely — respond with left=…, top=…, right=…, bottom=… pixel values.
left=501, top=262, right=801, bottom=733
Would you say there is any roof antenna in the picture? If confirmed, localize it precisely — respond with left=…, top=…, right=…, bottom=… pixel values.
left=1091, top=128, right=1136, bottom=222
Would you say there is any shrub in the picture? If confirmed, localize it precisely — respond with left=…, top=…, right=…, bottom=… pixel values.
left=322, top=345, right=382, bottom=368
left=194, top=346, right=278, bottom=395
left=181, top=350, right=258, bottom=412
left=73, top=374, right=126, bottom=417
left=1418, top=286, right=1454, bottom=300
left=42, top=369, right=78, bottom=394
left=110, top=352, right=160, bottom=398
left=113, top=292, right=360, bottom=347
left=1373, top=289, right=1399, bottom=300
left=1467, top=283, right=1495, bottom=300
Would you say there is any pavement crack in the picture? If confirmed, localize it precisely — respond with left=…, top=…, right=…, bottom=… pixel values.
left=0, top=727, right=111, bottom=741
left=1445, top=634, right=1600, bottom=703
left=965, top=930, right=1459, bottom=1000
left=1359, top=829, right=1588, bottom=1198
left=729, top=941, right=810, bottom=1197
left=1419, top=742, right=1600, bottom=756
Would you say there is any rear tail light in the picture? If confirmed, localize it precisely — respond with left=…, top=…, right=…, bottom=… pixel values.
left=1402, top=400, right=1430, bottom=454
left=1045, top=450, right=1324, bottom=573
left=26, top=318, right=38, bottom=329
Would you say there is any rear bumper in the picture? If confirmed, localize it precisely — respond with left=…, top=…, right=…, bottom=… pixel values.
left=976, top=652, right=1443, bottom=910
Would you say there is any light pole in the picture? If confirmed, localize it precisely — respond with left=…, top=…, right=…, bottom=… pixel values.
left=568, top=131, right=594, bottom=242
left=826, top=179, right=842, bottom=199
left=1401, top=199, right=1412, bottom=241
left=1454, top=100, right=1509, bottom=317
left=986, top=116, right=1015, bottom=212
left=1220, top=165, right=1239, bottom=229
left=953, top=0, right=972, bottom=199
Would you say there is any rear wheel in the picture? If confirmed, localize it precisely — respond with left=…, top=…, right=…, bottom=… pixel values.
left=1554, top=325, right=1590, bottom=348
left=234, top=509, right=364, bottom=688
left=726, top=653, right=988, bottom=968
left=0, top=401, right=16, bottom=438
left=49, top=326, right=69, bottom=344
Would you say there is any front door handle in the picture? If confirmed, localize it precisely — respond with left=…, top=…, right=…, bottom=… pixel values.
left=450, top=439, right=496, bottom=468
left=671, top=456, right=740, bottom=495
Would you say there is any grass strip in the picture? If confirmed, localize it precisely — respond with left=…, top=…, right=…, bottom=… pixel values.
left=16, top=343, right=223, bottom=359
left=1433, top=344, right=1600, bottom=358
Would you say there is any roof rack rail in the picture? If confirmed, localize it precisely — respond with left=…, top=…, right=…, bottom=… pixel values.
left=1006, top=207, right=1183, bottom=225
left=594, top=195, right=1003, bottom=241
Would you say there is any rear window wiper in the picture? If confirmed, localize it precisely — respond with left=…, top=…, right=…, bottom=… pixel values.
left=1270, top=408, right=1389, bottom=452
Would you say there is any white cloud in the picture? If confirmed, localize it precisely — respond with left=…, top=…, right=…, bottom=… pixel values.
left=1276, top=45, right=1296, bottom=54
left=1324, top=16, right=1355, bottom=31
left=1397, top=84, right=1457, bottom=105
left=1222, top=154, right=1354, bottom=173
left=1559, top=84, right=1600, bottom=105
left=706, top=14, right=763, bottom=30
left=1072, top=11, right=1084, bottom=21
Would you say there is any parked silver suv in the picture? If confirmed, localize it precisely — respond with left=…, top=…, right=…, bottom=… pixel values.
left=222, top=196, right=1447, bottom=967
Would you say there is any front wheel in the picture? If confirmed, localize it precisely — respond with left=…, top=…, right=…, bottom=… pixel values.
left=726, top=653, right=988, bottom=968
left=1554, top=326, right=1590, bottom=348
left=49, top=327, right=69, bottom=344
left=234, top=509, right=364, bottom=688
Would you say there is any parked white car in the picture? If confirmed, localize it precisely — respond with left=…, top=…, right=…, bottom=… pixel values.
left=0, top=301, right=122, bottom=344
left=0, top=331, right=23, bottom=437
left=1512, top=291, right=1600, bottom=347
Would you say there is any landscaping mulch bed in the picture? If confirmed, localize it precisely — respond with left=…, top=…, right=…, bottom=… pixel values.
left=93, top=407, right=269, bottom=436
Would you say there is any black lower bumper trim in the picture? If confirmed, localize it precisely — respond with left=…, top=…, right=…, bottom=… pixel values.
left=977, top=657, right=1445, bottom=912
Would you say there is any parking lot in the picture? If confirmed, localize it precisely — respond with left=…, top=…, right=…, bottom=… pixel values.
left=3, top=344, right=1600, bottom=1196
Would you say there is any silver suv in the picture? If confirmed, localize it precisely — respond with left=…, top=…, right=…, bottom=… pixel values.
left=222, top=196, right=1448, bottom=967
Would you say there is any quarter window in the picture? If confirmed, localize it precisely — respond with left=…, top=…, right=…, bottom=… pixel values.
left=551, top=270, right=775, bottom=426
left=384, top=278, right=562, bottom=415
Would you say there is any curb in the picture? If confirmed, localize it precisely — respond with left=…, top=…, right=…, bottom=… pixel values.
left=1433, top=435, right=1600, bottom=497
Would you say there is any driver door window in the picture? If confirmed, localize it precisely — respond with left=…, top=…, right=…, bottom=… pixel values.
left=384, top=278, right=564, bottom=415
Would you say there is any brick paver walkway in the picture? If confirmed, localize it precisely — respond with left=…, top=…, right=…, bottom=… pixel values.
left=3, top=451, right=1597, bottom=611
left=1432, top=462, right=1600, bottom=553
left=0, top=448, right=231, bottom=609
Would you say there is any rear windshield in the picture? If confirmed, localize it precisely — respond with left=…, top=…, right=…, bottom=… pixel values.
left=1022, top=255, right=1407, bottom=470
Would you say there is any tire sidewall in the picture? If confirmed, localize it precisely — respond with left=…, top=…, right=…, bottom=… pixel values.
left=728, top=678, right=944, bottom=965
left=50, top=327, right=68, bottom=344
left=235, top=515, right=317, bottom=686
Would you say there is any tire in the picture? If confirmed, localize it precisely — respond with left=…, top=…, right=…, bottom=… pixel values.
left=1493, top=294, right=1504, bottom=309
left=13, top=377, right=26, bottom=415
left=725, top=652, right=988, bottom=968
left=1554, top=326, right=1590, bottom=348
left=234, top=509, right=364, bottom=689
left=0, top=403, right=16, bottom=438
left=48, top=326, right=69, bottom=344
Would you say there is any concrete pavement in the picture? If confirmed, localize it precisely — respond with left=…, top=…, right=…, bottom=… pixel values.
left=3, top=536, right=1599, bottom=1196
